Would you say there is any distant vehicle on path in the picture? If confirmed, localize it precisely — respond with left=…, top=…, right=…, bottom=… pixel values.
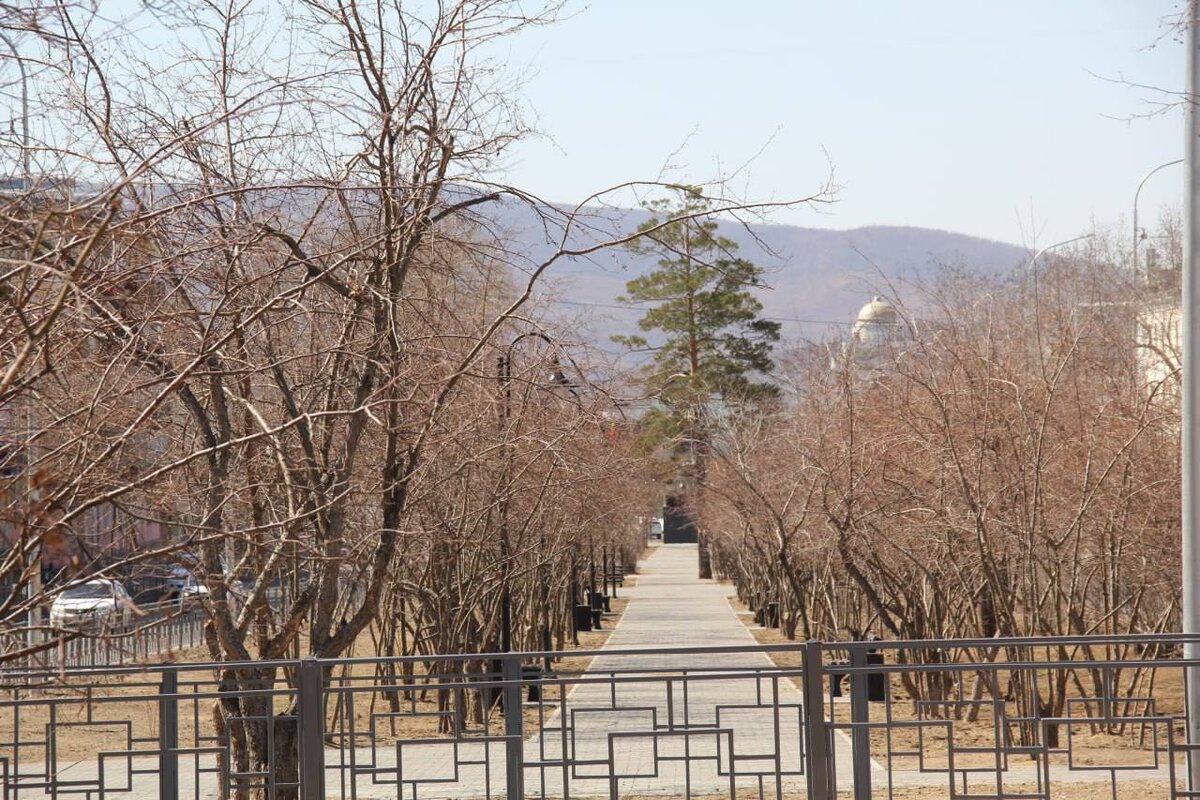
left=648, top=517, right=664, bottom=542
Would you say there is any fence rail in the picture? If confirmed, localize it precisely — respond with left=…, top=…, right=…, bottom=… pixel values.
left=0, top=634, right=1196, bottom=799
left=0, top=603, right=206, bottom=672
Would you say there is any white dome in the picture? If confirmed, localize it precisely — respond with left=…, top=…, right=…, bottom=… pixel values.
left=855, top=296, right=900, bottom=324
left=844, top=295, right=907, bottom=371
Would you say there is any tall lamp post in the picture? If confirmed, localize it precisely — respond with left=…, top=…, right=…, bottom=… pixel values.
left=0, top=30, right=30, bottom=183
left=1133, top=159, right=1183, bottom=282
left=1026, top=234, right=1094, bottom=273
left=1183, top=4, right=1200, bottom=793
left=3, top=31, right=37, bottom=644
left=497, top=332, right=578, bottom=654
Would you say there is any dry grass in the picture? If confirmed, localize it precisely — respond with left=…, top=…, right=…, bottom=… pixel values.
left=869, top=781, right=1186, bottom=799
left=725, top=593, right=1188, bottom=774
left=619, top=784, right=1186, bottom=800
left=0, top=590, right=637, bottom=763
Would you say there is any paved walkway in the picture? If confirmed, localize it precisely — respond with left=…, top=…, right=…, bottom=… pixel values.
left=389, top=542, right=843, bottom=798
left=521, top=542, right=854, bottom=798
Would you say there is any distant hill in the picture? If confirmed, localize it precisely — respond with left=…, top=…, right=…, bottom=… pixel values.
left=489, top=200, right=1030, bottom=347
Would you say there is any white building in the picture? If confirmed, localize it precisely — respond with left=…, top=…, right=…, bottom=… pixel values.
left=1137, top=298, right=1181, bottom=396
left=834, top=296, right=909, bottom=373
left=1135, top=245, right=1181, bottom=396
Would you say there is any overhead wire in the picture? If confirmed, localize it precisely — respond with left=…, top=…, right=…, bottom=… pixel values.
left=546, top=298, right=852, bottom=326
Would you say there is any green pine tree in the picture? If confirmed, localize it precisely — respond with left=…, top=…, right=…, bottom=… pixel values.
left=615, top=187, right=780, bottom=452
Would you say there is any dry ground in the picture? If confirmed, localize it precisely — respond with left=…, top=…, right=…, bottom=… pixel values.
left=0, top=580, right=636, bottom=764
left=620, top=783, right=1186, bottom=800
left=725, top=593, right=1187, bottom=775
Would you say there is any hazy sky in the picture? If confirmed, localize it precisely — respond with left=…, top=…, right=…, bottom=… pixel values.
left=491, top=1, right=1185, bottom=248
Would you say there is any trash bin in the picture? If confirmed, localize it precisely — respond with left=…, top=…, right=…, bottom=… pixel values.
left=590, top=608, right=603, bottom=630
left=486, top=657, right=504, bottom=711
left=867, top=650, right=886, bottom=702
left=521, top=664, right=543, bottom=702
left=829, top=660, right=848, bottom=698
left=574, top=604, right=592, bottom=632
left=765, top=602, right=780, bottom=628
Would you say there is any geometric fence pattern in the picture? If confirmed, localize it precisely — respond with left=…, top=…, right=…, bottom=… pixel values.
left=0, top=634, right=1195, bottom=799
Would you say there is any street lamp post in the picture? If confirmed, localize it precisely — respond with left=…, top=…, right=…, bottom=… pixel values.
left=1026, top=234, right=1094, bottom=273
left=0, top=30, right=30, bottom=183
left=3, top=31, right=36, bottom=645
left=588, top=540, right=597, bottom=607
left=496, top=352, right=514, bottom=653
left=1183, top=5, right=1200, bottom=793
left=569, top=546, right=580, bottom=646
left=601, top=545, right=609, bottom=598
left=497, top=332, right=579, bottom=654
left=1133, top=159, right=1183, bottom=282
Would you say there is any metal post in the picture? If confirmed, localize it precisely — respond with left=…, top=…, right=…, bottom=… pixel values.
left=589, top=543, right=596, bottom=601
left=570, top=549, right=580, bottom=645
left=1184, top=3, right=1200, bottom=792
left=500, top=590, right=512, bottom=652
left=801, top=641, right=831, bottom=799
left=498, top=354, right=513, bottom=653
left=501, top=654, right=525, bottom=800
left=539, top=527, right=552, bottom=669
left=0, top=31, right=30, bottom=183
left=602, top=546, right=609, bottom=597
left=849, top=645, right=871, bottom=800
left=158, top=669, right=179, bottom=800
left=1134, top=159, right=1184, bottom=281
left=297, top=658, right=326, bottom=800
left=611, top=546, right=619, bottom=598
left=1027, top=234, right=1094, bottom=274
left=497, top=332, right=576, bottom=655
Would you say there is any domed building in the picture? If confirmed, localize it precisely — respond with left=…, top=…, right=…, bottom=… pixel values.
left=835, top=296, right=909, bottom=372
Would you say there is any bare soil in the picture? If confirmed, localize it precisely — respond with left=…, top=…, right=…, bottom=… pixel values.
left=725, top=593, right=1187, bottom=775
left=620, top=783, right=1185, bottom=800
left=0, top=589, right=636, bottom=764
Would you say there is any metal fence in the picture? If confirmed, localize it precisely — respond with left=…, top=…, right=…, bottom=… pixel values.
left=1, top=604, right=206, bottom=672
left=0, top=634, right=1195, bottom=799
left=48, top=605, right=206, bottom=669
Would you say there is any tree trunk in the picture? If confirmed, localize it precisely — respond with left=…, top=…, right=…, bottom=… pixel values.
left=216, top=667, right=305, bottom=800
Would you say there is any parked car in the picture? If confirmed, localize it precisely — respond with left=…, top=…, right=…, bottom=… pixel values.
left=164, top=565, right=258, bottom=609
left=165, top=565, right=209, bottom=603
left=49, top=579, right=135, bottom=631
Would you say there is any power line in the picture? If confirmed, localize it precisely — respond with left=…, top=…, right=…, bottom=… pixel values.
left=548, top=298, right=852, bottom=327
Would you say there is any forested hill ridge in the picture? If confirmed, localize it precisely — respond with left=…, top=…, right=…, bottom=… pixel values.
left=492, top=199, right=1031, bottom=343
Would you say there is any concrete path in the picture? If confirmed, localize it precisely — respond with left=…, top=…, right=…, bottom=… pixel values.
left=518, top=542, right=852, bottom=799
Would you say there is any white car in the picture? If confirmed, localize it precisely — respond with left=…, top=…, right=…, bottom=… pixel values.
left=49, top=579, right=134, bottom=631
left=166, top=565, right=209, bottom=602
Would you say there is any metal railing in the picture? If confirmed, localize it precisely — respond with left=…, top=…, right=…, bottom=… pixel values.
left=1, top=603, right=206, bottom=672
left=0, top=634, right=1195, bottom=799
